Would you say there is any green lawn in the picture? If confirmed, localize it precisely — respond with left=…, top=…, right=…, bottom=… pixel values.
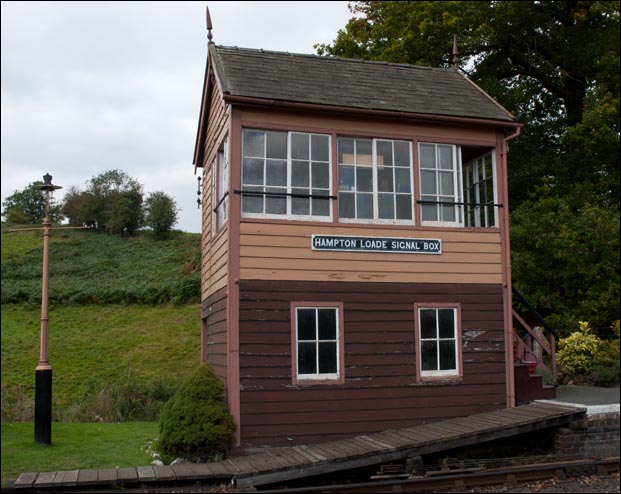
left=1, top=422, right=158, bottom=486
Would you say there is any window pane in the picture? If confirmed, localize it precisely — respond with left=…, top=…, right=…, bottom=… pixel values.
left=318, top=309, right=336, bottom=340
left=265, top=188, right=286, bottom=214
left=312, top=190, right=330, bottom=216
left=394, top=141, right=410, bottom=167
left=243, top=130, right=264, bottom=158
left=312, top=162, right=329, bottom=188
left=356, top=140, right=373, bottom=166
left=266, top=131, right=287, bottom=159
left=378, top=168, right=394, bottom=192
left=420, top=144, right=435, bottom=169
left=292, top=189, right=310, bottom=216
left=420, top=309, right=437, bottom=339
left=378, top=193, right=394, bottom=219
left=357, top=193, right=373, bottom=219
left=357, top=168, right=373, bottom=192
left=438, top=309, right=455, bottom=338
left=395, top=168, right=411, bottom=193
left=297, top=309, right=316, bottom=340
left=438, top=145, right=453, bottom=170
left=339, top=166, right=355, bottom=191
left=242, top=187, right=263, bottom=214
left=440, top=172, right=454, bottom=195
left=243, top=158, right=264, bottom=185
left=266, top=160, right=287, bottom=186
left=421, top=170, right=437, bottom=194
left=338, top=138, right=355, bottom=164
left=421, top=202, right=438, bottom=222
left=298, top=342, right=317, bottom=374
left=292, top=160, right=310, bottom=187
left=311, top=135, right=329, bottom=161
left=291, top=133, right=309, bottom=160
left=396, top=195, right=412, bottom=220
left=318, top=342, right=337, bottom=373
left=421, top=341, right=438, bottom=371
left=339, top=192, right=355, bottom=218
left=376, top=141, right=393, bottom=167
left=439, top=341, right=456, bottom=370
left=441, top=203, right=456, bottom=222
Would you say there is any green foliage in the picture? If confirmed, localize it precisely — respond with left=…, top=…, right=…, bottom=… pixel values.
left=557, top=322, right=601, bottom=374
left=62, top=169, right=144, bottom=236
left=557, top=321, right=621, bottom=386
left=158, top=365, right=235, bottom=462
left=1, top=304, right=200, bottom=421
left=511, top=191, right=620, bottom=332
left=2, top=181, right=63, bottom=224
left=144, top=191, right=179, bottom=239
left=1, top=226, right=200, bottom=305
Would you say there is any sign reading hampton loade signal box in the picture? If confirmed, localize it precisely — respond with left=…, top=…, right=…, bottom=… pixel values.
left=312, top=235, right=442, bottom=254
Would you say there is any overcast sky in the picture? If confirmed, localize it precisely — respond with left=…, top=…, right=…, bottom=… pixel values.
left=1, top=1, right=352, bottom=233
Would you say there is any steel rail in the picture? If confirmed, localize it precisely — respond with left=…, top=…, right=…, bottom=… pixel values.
left=249, top=457, right=620, bottom=494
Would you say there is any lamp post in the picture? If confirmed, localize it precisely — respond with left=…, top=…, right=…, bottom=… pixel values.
left=34, top=173, right=62, bottom=445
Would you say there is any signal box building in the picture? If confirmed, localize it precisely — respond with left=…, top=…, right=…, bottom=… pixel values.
left=193, top=39, right=546, bottom=448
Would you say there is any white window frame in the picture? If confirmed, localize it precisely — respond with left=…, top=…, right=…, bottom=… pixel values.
left=415, top=305, right=462, bottom=380
left=212, top=136, right=229, bottom=233
left=241, top=129, right=332, bottom=222
left=418, top=142, right=464, bottom=227
left=463, top=151, right=498, bottom=228
left=291, top=304, right=344, bottom=384
left=338, top=138, right=414, bottom=225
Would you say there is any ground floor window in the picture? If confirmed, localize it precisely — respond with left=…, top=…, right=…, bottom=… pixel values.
left=415, top=304, right=462, bottom=380
left=291, top=303, right=344, bottom=383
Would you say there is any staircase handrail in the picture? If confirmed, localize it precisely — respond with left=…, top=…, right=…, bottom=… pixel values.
left=512, top=286, right=559, bottom=340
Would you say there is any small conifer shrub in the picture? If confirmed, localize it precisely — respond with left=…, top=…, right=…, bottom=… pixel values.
left=158, top=365, right=235, bottom=462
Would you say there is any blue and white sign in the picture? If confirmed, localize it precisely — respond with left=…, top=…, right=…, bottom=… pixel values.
left=312, top=235, right=442, bottom=254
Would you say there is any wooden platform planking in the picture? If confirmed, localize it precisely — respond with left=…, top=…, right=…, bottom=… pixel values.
left=10, top=402, right=585, bottom=491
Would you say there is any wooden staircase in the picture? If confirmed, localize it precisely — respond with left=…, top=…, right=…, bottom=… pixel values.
left=512, top=287, right=557, bottom=403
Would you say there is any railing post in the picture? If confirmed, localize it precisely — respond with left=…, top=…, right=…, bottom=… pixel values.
left=549, top=333, right=557, bottom=385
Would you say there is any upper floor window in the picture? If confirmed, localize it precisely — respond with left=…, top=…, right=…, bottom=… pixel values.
left=463, top=152, right=497, bottom=228
left=419, top=143, right=462, bottom=226
left=338, top=138, right=412, bottom=224
left=213, top=137, right=229, bottom=232
left=241, top=130, right=331, bottom=220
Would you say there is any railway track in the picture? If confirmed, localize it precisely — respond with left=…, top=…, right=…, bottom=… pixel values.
left=254, top=457, right=620, bottom=493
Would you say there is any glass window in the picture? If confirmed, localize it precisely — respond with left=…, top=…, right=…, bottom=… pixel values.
left=419, top=143, right=462, bottom=225
left=295, top=307, right=340, bottom=380
left=242, top=130, right=331, bottom=219
left=417, top=307, right=460, bottom=378
left=338, top=138, right=412, bottom=223
left=213, top=137, right=229, bottom=232
left=463, top=152, right=496, bottom=227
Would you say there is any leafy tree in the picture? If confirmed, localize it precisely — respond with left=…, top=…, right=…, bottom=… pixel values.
left=320, top=1, right=620, bottom=330
left=62, top=170, right=143, bottom=236
left=2, top=181, right=63, bottom=224
left=144, top=191, right=179, bottom=239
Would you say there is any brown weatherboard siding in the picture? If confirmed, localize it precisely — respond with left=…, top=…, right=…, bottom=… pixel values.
left=238, top=280, right=506, bottom=447
left=202, top=287, right=228, bottom=386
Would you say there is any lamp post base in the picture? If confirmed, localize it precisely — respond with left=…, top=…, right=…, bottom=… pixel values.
left=35, top=368, right=52, bottom=445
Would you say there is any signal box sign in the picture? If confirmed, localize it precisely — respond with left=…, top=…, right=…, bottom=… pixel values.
left=312, top=235, right=442, bottom=254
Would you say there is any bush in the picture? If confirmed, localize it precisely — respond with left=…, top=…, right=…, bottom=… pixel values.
left=158, top=365, right=235, bottom=462
left=557, top=321, right=601, bottom=375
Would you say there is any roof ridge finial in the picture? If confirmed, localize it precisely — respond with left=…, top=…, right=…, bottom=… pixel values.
left=206, top=6, right=214, bottom=44
left=452, top=35, right=459, bottom=72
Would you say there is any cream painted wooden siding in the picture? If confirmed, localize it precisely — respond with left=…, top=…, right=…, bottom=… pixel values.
left=240, top=223, right=502, bottom=284
left=201, top=84, right=230, bottom=301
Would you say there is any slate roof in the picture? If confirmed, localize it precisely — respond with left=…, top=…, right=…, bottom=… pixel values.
left=210, top=45, right=515, bottom=122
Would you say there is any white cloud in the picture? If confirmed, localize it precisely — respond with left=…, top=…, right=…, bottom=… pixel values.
left=1, top=1, right=352, bottom=232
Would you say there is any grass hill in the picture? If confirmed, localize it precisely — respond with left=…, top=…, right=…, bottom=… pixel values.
left=1, top=224, right=203, bottom=422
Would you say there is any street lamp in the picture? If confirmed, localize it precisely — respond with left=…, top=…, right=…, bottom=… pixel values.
left=33, top=173, right=62, bottom=445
